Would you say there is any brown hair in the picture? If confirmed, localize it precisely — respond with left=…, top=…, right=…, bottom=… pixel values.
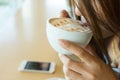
left=75, top=0, right=120, bottom=54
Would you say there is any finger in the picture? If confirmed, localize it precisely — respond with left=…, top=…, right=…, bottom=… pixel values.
left=58, top=39, right=95, bottom=63
left=59, top=10, right=71, bottom=18
left=59, top=54, right=87, bottom=74
left=63, top=66, right=85, bottom=80
left=59, top=55, right=96, bottom=80
left=85, top=44, right=98, bottom=57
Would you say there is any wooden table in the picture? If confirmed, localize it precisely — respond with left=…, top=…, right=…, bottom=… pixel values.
left=0, top=0, right=68, bottom=80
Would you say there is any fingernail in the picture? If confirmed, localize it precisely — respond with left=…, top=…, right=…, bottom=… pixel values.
left=58, top=54, right=66, bottom=62
left=58, top=54, right=64, bottom=62
left=58, top=39, right=67, bottom=47
left=59, top=55, right=67, bottom=63
left=58, top=53, right=62, bottom=57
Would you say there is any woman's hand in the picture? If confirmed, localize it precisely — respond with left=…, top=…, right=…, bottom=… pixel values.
left=59, top=10, right=70, bottom=18
left=58, top=39, right=117, bottom=80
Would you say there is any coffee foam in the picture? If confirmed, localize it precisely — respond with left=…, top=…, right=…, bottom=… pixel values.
left=49, top=18, right=90, bottom=32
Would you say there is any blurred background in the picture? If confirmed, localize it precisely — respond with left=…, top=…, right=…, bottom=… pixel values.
left=0, top=0, right=70, bottom=80
left=0, top=0, right=76, bottom=28
left=0, top=0, right=71, bottom=28
left=0, top=0, right=23, bottom=28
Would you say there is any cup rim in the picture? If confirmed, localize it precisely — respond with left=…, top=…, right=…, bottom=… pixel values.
left=47, top=17, right=92, bottom=33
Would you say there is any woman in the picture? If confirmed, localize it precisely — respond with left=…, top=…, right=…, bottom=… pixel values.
left=59, top=0, right=120, bottom=80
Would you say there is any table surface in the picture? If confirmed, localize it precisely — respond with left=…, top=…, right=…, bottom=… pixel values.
left=0, top=0, right=68, bottom=80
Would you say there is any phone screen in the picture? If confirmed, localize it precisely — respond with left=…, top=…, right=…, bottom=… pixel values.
left=24, top=61, right=50, bottom=71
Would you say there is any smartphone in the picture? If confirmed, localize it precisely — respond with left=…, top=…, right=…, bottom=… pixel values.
left=18, top=60, right=56, bottom=73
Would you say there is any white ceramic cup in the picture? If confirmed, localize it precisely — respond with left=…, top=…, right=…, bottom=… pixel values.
left=46, top=18, right=92, bottom=59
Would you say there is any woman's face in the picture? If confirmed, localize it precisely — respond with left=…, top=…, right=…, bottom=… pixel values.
left=74, top=0, right=113, bottom=38
left=74, top=0, right=81, bottom=16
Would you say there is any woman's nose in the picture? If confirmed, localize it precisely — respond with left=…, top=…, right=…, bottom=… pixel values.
left=75, top=7, right=82, bottom=16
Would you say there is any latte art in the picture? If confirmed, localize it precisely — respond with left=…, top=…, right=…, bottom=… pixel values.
left=49, top=18, right=90, bottom=32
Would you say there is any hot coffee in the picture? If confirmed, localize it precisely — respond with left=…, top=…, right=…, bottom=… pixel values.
left=49, top=18, right=90, bottom=32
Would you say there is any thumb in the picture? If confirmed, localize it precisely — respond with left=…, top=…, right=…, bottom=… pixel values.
left=59, top=10, right=71, bottom=18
